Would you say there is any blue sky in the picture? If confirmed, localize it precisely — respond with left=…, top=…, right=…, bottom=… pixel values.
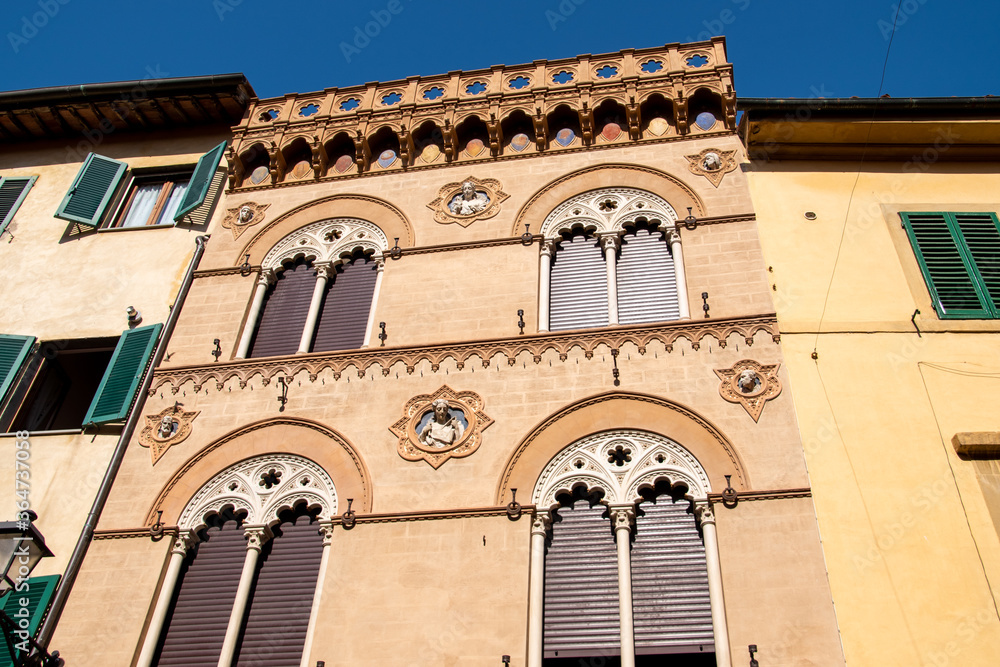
left=1, top=0, right=997, bottom=100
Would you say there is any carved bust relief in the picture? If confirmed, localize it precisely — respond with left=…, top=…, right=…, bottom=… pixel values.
left=715, top=359, right=781, bottom=422
left=427, top=176, right=508, bottom=227
left=685, top=148, right=738, bottom=187
left=222, top=201, right=270, bottom=240
left=138, top=406, right=200, bottom=464
left=390, top=386, right=493, bottom=468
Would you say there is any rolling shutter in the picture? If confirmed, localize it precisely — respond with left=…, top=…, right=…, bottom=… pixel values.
left=155, top=519, right=246, bottom=667
left=0, top=574, right=59, bottom=667
left=901, top=212, right=1000, bottom=318
left=235, top=513, right=323, bottom=667
left=543, top=499, right=620, bottom=659
left=249, top=260, right=316, bottom=358
left=312, top=256, right=378, bottom=352
left=549, top=232, right=608, bottom=331
left=0, top=335, right=35, bottom=406
left=617, top=227, right=680, bottom=324
left=631, top=497, right=714, bottom=656
left=174, top=141, right=227, bottom=222
left=55, top=153, right=127, bottom=226
left=0, top=176, right=36, bottom=236
left=82, top=324, right=162, bottom=426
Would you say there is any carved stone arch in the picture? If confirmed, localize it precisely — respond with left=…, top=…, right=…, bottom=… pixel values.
left=178, top=453, right=338, bottom=533
left=496, top=391, right=747, bottom=505
left=454, top=110, right=487, bottom=127
left=540, top=187, right=678, bottom=239
left=261, top=218, right=388, bottom=271
left=532, top=430, right=711, bottom=512
left=499, top=105, right=535, bottom=121
left=367, top=120, right=404, bottom=135
left=239, top=194, right=413, bottom=267
left=510, top=164, right=705, bottom=236
left=144, top=417, right=371, bottom=528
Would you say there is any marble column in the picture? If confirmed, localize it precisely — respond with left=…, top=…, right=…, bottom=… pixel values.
left=135, top=532, right=195, bottom=667
left=235, top=269, right=275, bottom=358
left=527, top=511, right=551, bottom=667
left=217, top=525, right=269, bottom=667
left=695, top=502, right=731, bottom=667
left=610, top=505, right=636, bottom=667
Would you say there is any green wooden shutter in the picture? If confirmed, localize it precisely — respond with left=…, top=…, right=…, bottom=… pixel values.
left=954, top=213, right=1000, bottom=316
left=0, top=335, right=35, bottom=407
left=0, top=176, right=36, bottom=236
left=901, top=212, right=994, bottom=318
left=54, top=153, right=127, bottom=226
left=82, top=323, right=162, bottom=426
left=0, top=574, right=59, bottom=667
left=173, top=141, right=227, bottom=222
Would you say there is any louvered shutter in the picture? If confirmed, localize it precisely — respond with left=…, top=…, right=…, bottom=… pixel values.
left=549, top=232, right=608, bottom=331
left=0, top=574, right=59, bottom=667
left=312, top=256, right=378, bottom=352
left=82, top=323, right=162, bottom=425
left=155, top=520, right=246, bottom=667
left=0, top=335, right=35, bottom=406
left=235, top=513, right=323, bottom=667
left=954, top=213, right=1000, bottom=316
left=173, top=141, right=227, bottom=222
left=544, top=499, right=620, bottom=659
left=0, top=176, right=36, bottom=236
left=249, top=260, right=316, bottom=358
left=632, top=497, right=714, bottom=656
left=54, top=153, right=127, bottom=226
left=617, top=227, right=680, bottom=324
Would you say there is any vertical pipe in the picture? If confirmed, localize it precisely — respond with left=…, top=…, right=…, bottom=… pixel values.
left=236, top=269, right=274, bottom=358
left=696, top=502, right=732, bottom=667
left=217, top=526, right=268, bottom=667
left=527, top=512, right=550, bottom=667
left=669, top=228, right=691, bottom=319
left=135, top=533, right=193, bottom=667
left=298, top=263, right=330, bottom=354
left=611, top=506, right=636, bottom=667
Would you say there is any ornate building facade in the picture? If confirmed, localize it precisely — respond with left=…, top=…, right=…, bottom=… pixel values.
left=52, top=40, right=844, bottom=666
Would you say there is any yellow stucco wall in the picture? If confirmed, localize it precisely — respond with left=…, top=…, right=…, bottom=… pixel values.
left=747, top=162, right=1000, bottom=666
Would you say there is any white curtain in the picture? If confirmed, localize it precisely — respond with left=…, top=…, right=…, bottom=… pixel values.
left=119, top=184, right=161, bottom=227
left=158, top=180, right=189, bottom=224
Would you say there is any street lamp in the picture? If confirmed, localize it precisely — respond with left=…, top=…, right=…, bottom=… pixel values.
left=0, top=512, right=62, bottom=667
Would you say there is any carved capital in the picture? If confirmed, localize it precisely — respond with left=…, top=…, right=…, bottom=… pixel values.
left=667, top=228, right=682, bottom=246
left=171, top=531, right=197, bottom=557
left=540, top=238, right=557, bottom=257
left=314, top=261, right=334, bottom=281
left=258, top=268, right=276, bottom=288
left=373, top=257, right=386, bottom=273
left=599, top=232, right=621, bottom=254
left=609, top=505, right=636, bottom=532
left=694, top=501, right=716, bottom=526
left=318, top=521, right=336, bottom=546
left=531, top=511, right=552, bottom=537
left=244, top=525, right=271, bottom=551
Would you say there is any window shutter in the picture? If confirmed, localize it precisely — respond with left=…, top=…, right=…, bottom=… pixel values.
left=312, top=256, right=378, bottom=352
left=82, top=323, right=162, bottom=426
left=544, top=498, right=620, bottom=659
left=631, top=497, right=714, bottom=656
left=173, top=141, right=227, bottom=222
left=617, top=226, right=680, bottom=324
left=0, top=335, right=35, bottom=406
left=0, top=176, right=36, bottom=236
left=0, top=574, right=59, bottom=667
left=155, top=520, right=246, bottom=667
left=249, top=260, right=316, bottom=358
left=549, top=232, right=608, bottom=331
left=954, top=213, right=1000, bottom=316
left=901, top=213, right=994, bottom=318
left=54, top=153, right=127, bottom=226
left=234, top=513, right=323, bottom=666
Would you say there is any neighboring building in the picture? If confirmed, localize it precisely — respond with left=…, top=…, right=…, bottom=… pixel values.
left=0, top=75, right=252, bottom=661
left=740, top=97, right=1000, bottom=666
left=55, top=40, right=843, bottom=666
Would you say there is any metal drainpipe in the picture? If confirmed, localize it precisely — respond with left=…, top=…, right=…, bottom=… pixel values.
left=35, top=235, right=211, bottom=650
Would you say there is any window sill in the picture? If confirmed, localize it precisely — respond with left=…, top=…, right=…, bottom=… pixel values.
left=97, top=223, right=177, bottom=234
left=0, top=428, right=83, bottom=437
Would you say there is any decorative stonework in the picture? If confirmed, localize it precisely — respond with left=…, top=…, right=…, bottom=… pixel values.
left=221, top=201, right=270, bottom=240
left=714, top=359, right=782, bottom=422
left=178, top=453, right=338, bottom=531
left=138, top=406, right=200, bottom=465
left=261, top=218, right=388, bottom=270
left=427, top=177, right=509, bottom=227
left=540, top=188, right=678, bottom=238
left=532, top=430, right=712, bottom=510
left=389, top=385, right=494, bottom=469
left=685, top=148, right=738, bottom=187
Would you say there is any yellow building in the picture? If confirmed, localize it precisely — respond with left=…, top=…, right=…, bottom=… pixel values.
left=52, top=41, right=844, bottom=666
left=741, top=97, right=1000, bottom=666
left=0, top=75, right=252, bottom=662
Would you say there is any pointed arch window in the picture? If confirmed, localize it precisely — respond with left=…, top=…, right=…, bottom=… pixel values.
left=248, top=258, right=315, bottom=358
left=312, top=252, right=380, bottom=352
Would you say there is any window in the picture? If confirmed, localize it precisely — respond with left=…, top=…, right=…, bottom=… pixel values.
left=901, top=212, right=1000, bottom=319
left=0, top=324, right=161, bottom=432
left=54, top=142, right=226, bottom=228
left=0, top=175, right=36, bottom=237
left=0, top=575, right=60, bottom=667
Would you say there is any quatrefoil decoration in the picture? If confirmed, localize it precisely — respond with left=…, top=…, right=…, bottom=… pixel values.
left=598, top=199, right=618, bottom=212
left=259, top=468, right=282, bottom=489
left=607, top=445, right=632, bottom=466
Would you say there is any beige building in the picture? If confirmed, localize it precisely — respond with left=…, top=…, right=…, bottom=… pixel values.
left=741, top=97, right=1000, bottom=666
left=0, top=75, right=252, bottom=662
left=52, top=40, right=843, bottom=666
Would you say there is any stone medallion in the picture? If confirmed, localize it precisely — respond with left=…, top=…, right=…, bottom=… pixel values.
left=510, top=133, right=530, bottom=152
left=289, top=159, right=312, bottom=180
left=695, top=111, right=717, bottom=131
left=248, top=165, right=270, bottom=185
left=601, top=122, right=622, bottom=142
left=714, top=359, right=781, bottom=422
left=389, top=386, right=494, bottom=469
left=684, top=148, right=738, bottom=188
left=465, top=138, right=485, bottom=157
left=138, top=406, right=200, bottom=465
left=420, top=143, right=441, bottom=163
left=377, top=149, right=397, bottom=168
left=221, top=201, right=270, bottom=240
left=647, top=117, right=670, bottom=136
left=333, top=154, right=354, bottom=173
left=555, top=128, right=576, bottom=146
left=427, top=176, right=509, bottom=227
